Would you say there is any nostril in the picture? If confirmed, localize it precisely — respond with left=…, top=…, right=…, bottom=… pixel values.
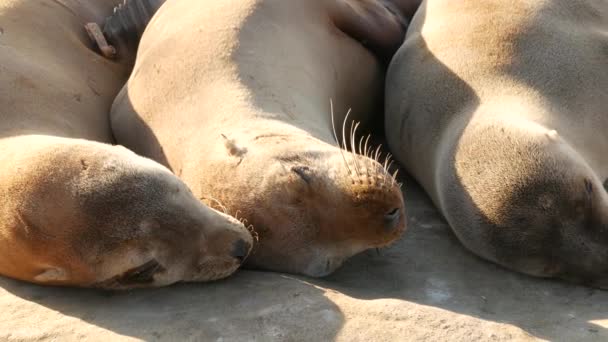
left=231, top=239, right=251, bottom=263
left=384, top=208, right=401, bottom=230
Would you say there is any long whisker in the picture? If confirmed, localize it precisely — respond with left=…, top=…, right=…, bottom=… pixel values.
left=330, top=99, right=352, bottom=175
left=330, top=99, right=341, bottom=149
left=354, top=123, right=364, bottom=176
left=349, top=120, right=356, bottom=173
left=358, top=134, right=364, bottom=156
left=342, top=109, right=354, bottom=177
left=374, top=144, right=382, bottom=162
left=366, top=144, right=373, bottom=159
left=382, top=154, right=393, bottom=187
left=384, top=153, right=393, bottom=170
left=357, top=134, right=370, bottom=177
left=392, top=168, right=400, bottom=184
left=363, top=134, right=371, bottom=158
left=342, top=108, right=352, bottom=154
left=385, top=160, right=396, bottom=185
left=351, top=121, right=362, bottom=176
left=200, top=195, right=228, bottom=214
left=244, top=223, right=259, bottom=243
left=349, top=120, right=354, bottom=151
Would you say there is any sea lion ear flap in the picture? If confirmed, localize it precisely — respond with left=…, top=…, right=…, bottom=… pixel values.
left=329, top=0, right=410, bottom=62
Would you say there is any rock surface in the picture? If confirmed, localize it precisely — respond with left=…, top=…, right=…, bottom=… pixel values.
left=1, top=177, right=607, bottom=341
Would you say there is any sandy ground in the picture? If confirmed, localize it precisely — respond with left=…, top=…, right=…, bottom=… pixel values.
left=1, top=176, right=607, bottom=341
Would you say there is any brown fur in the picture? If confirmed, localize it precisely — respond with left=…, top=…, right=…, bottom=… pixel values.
left=386, top=0, right=608, bottom=287
left=0, top=0, right=252, bottom=289
left=111, top=0, right=411, bottom=277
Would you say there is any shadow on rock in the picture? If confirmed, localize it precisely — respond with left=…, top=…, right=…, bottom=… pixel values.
left=0, top=270, right=344, bottom=341
left=310, top=174, right=608, bottom=341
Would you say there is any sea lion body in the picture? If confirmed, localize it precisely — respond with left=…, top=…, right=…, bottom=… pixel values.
left=386, top=0, right=608, bottom=287
left=111, top=0, right=409, bottom=276
left=0, top=0, right=252, bottom=289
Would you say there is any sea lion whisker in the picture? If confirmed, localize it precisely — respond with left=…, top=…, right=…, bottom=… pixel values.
left=366, top=144, right=373, bottom=160
left=248, top=224, right=259, bottom=243
left=349, top=121, right=356, bottom=157
left=374, top=144, right=382, bottom=162
left=351, top=121, right=362, bottom=176
left=349, top=120, right=357, bottom=175
left=353, top=123, right=368, bottom=177
left=329, top=99, right=342, bottom=149
left=358, top=133, right=364, bottom=156
left=330, top=99, right=352, bottom=176
left=383, top=153, right=393, bottom=171
left=386, top=161, right=396, bottom=185
left=392, top=169, right=400, bottom=185
left=200, top=195, right=229, bottom=214
left=352, top=122, right=361, bottom=153
left=341, top=108, right=354, bottom=177
left=363, top=134, right=371, bottom=158
left=342, top=108, right=354, bottom=177
left=382, top=154, right=393, bottom=187
left=349, top=119, right=355, bottom=149
left=342, top=108, right=352, bottom=153
left=243, top=221, right=259, bottom=242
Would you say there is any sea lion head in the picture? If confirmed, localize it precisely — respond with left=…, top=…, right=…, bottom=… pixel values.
left=74, top=146, right=254, bottom=289
left=211, top=124, right=406, bottom=277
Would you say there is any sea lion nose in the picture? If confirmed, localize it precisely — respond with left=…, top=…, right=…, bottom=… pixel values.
left=231, top=238, right=251, bottom=262
left=384, top=208, right=402, bottom=231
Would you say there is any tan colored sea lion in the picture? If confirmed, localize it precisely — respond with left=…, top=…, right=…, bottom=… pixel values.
left=386, top=0, right=608, bottom=287
left=111, top=0, right=411, bottom=277
left=0, top=0, right=252, bottom=289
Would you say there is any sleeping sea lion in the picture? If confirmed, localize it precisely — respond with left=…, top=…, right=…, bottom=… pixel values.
left=0, top=0, right=252, bottom=289
left=111, top=0, right=413, bottom=276
left=386, top=0, right=608, bottom=287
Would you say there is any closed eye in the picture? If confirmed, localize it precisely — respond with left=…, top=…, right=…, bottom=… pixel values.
left=384, top=208, right=401, bottom=231
left=291, top=165, right=313, bottom=184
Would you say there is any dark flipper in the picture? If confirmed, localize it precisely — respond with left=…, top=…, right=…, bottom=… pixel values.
left=86, top=0, right=165, bottom=60
left=103, top=0, right=166, bottom=46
